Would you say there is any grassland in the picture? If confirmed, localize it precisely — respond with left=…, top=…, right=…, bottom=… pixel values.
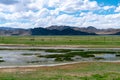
left=0, top=62, right=120, bottom=80
left=0, top=36, right=120, bottom=80
left=0, top=36, right=120, bottom=48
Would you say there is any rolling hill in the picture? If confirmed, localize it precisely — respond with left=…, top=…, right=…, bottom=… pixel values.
left=0, top=25, right=120, bottom=35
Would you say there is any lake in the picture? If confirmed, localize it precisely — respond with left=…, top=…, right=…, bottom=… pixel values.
left=0, top=48, right=120, bottom=66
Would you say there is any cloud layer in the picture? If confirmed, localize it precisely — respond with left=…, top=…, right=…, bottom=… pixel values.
left=0, top=0, right=120, bottom=29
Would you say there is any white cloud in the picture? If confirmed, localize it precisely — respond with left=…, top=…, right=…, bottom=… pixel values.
left=36, top=8, right=50, bottom=18
left=0, top=22, right=33, bottom=28
left=48, top=0, right=60, bottom=8
left=0, top=4, right=15, bottom=12
left=59, top=0, right=100, bottom=13
left=80, top=13, right=120, bottom=29
left=0, top=0, right=119, bottom=29
left=115, top=6, right=120, bottom=12
left=27, top=0, right=49, bottom=10
left=103, top=6, right=115, bottom=10
left=56, top=14, right=78, bottom=26
left=34, top=16, right=53, bottom=27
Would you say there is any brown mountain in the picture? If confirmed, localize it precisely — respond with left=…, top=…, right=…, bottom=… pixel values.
left=0, top=25, right=120, bottom=36
left=72, top=26, right=120, bottom=35
left=0, top=27, right=30, bottom=36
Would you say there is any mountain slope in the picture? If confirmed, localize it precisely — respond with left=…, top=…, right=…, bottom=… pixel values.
left=113, top=32, right=120, bottom=35
left=0, top=27, right=30, bottom=36
left=0, top=25, right=120, bottom=36
left=46, top=25, right=70, bottom=31
left=31, top=27, right=96, bottom=35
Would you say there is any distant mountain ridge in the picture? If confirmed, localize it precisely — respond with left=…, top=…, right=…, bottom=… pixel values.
left=0, top=27, right=17, bottom=30
left=0, top=27, right=30, bottom=36
left=0, top=25, right=120, bottom=35
left=78, top=26, right=120, bottom=35
left=46, top=25, right=70, bottom=31
left=46, top=25, right=120, bottom=35
left=31, top=26, right=96, bottom=35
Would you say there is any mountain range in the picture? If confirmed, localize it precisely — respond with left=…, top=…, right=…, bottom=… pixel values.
left=0, top=26, right=120, bottom=36
left=31, top=26, right=96, bottom=35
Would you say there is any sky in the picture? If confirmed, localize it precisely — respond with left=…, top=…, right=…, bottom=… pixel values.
left=0, top=0, right=120, bottom=29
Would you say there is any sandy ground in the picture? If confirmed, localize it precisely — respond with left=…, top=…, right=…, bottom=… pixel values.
left=1, top=44, right=120, bottom=48
left=0, top=61, right=120, bottom=73
left=1, top=45, right=120, bottom=50
left=0, top=62, right=82, bottom=72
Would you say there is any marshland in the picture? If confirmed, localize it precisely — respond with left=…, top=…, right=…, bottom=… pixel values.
left=0, top=36, right=120, bottom=80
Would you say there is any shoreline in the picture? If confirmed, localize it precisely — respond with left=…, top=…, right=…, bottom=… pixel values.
left=0, top=45, right=120, bottom=50
left=0, top=44, right=120, bottom=48
left=0, top=61, right=120, bottom=69
left=0, top=45, right=120, bottom=69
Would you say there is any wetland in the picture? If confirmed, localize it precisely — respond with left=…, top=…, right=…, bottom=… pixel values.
left=0, top=47, right=120, bottom=67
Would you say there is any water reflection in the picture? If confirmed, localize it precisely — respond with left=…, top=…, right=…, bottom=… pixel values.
left=0, top=50, right=59, bottom=66
left=0, top=50, right=120, bottom=66
left=94, top=54, right=116, bottom=59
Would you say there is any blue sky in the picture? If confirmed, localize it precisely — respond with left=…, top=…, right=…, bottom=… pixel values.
left=0, top=0, right=120, bottom=29
left=93, top=0, right=120, bottom=6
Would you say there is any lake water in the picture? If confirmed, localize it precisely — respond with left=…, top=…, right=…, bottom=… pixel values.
left=94, top=54, right=120, bottom=60
left=0, top=50, right=62, bottom=66
left=0, top=50, right=120, bottom=66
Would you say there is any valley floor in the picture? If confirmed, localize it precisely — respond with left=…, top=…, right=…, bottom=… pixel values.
left=0, top=36, right=120, bottom=79
left=1, top=36, right=120, bottom=48
left=0, top=62, right=120, bottom=80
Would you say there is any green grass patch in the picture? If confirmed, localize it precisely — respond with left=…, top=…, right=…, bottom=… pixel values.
left=45, top=49, right=71, bottom=53
left=0, top=57, right=3, bottom=58
left=1, top=36, right=120, bottom=48
left=81, top=72, right=120, bottom=80
left=42, top=50, right=120, bottom=60
left=0, top=62, right=120, bottom=80
left=22, top=53, right=35, bottom=56
left=0, top=60, right=5, bottom=62
left=55, top=57, right=73, bottom=61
